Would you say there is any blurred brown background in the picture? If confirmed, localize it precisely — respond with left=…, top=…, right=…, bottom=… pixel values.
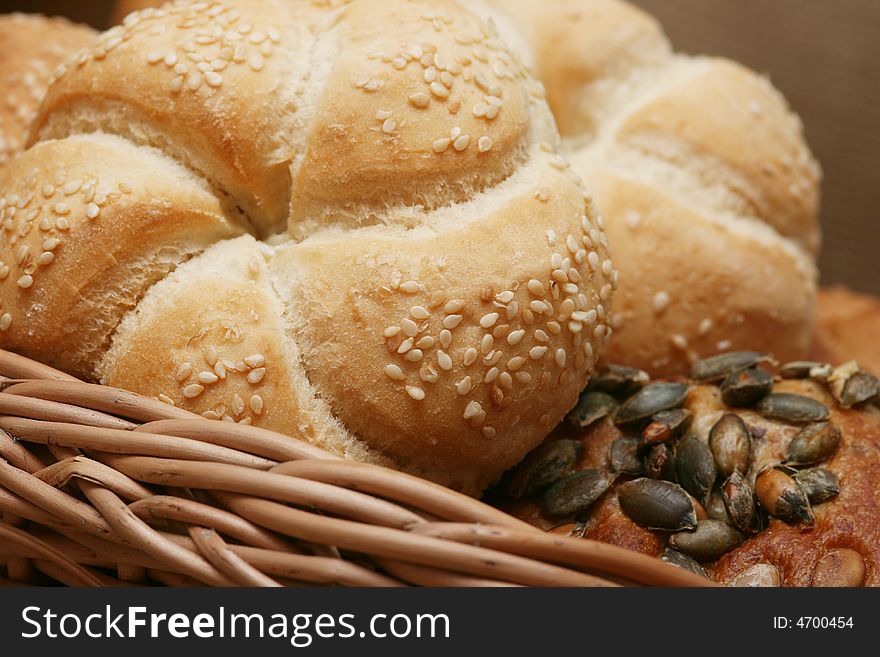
left=2, top=0, right=878, bottom=294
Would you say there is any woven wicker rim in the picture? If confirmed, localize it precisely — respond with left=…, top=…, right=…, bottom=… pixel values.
left=0, top=349, right=711, bottom=587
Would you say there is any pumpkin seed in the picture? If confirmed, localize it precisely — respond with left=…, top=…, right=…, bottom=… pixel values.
left=721, top=470, right=758, bottom=533
left=507, top=439, right=582, bottom=499
left=755, top=467, right=814, bottom=525
left=708, top=413, right=752, bottom=478
left=780, top=361, right=827, bottom=379
left=691, top=351, right=772, bottom=382
left=541, top=469, right=617, bottom=517
left=720, top=367, right=773, bottom=407
left=675, top=435, right=716, bottom=506
left=785, top=421, right=841, bottom=465
left=757, top=393, right=830, bottom=424
left=794, top=467, right=840, bottom=504
left=670, top=519, right=744, bottom=562
left=610, top=437, right=644, bottom=475
left=566, top=390, right=619, bottom=429
left=592, top=364, right=650, bottom=397
left=811, top=549, right=866, bottom=587
left=645, top=443, right=676, bottom=481
left=706, top=488, right=732, bottom=524
left=838, top=370, right=880, bottom=408
left=617, top=478, right=698, bottom=531
left=728, top=563, right=781, bottom=587
left=615, top=382, right=689, bottom=426
left=641, top=408, right=692, bottom=447
left=661, top=548, right=710, bottom=579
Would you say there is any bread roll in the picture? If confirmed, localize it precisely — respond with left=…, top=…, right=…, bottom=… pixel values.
left=0, top=13, right=96, bottom=172
left=0, top=0, right=615, bottom=494
left=497, top=353, right=880, bottom=586
left=813, top=286, right=880, bottom=376
left=481, top=0, right=821, bottom=375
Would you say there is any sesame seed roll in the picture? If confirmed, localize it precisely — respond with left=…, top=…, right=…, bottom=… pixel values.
left=480, top=0, right=821, bottom=375
left=0, top=0, right=615, bottom=494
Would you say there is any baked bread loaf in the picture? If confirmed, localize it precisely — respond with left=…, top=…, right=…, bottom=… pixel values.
left=479, top=0, right=822, bottom=375
left=813, top=286, right=880, bottom=376
left=0, top=0, right=615, bottom=494
left=494, top=352, right=880, bottom=585
left=0, top=13, right=96, bottom=173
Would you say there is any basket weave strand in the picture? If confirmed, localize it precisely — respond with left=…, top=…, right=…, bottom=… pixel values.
left=0, top=349, right=712, bottom=587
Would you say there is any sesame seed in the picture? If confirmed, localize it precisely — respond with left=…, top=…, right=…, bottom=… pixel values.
left=182, top=384, right=204, bottom=399
left=214, top=361, right=227, bottom=380
left=499, top=372, right=513, bottom=389
left=384, top=364, right=405, bottom=381
left=443, top=314, right=463, bottom=330
left=432, top=137, right=451, bottom=153
left=699, top=318, right=713, bottom=336
left=430, top=81, right=450, bottom=98
left=456, top=377, right=473, bottom=395
left=508, top=356, right=527, bottom=370
left=196, top=370, right=218, bottom=385
left=534, top=330, right=549, bottom=343
left=495, top=290, right=514, bottom=304
left=420, top=364, right=439, bottom=384
left=505, top=301, right=519, bottom=321
left=404, top=349, right=424, bottom=362
left=169, top=76, right=184, bottom=93
left=410, top=305, right=429, bottom=320
left=409, top=92, right=430, bottom=108
left=399, top=280, right=420, bottom=294
left=484, top=367, right=499, bottom=384
left=671, top=334, right=689, bottom=349
left=383, top=325, right=401, bottom=338
left=205, top=71, right=223, bottom=87
left=406, top=385, right=426, bottom=401
left=507, top=329, right=525, bottom=345
left=563, top=283, right=579, bottom=295
left=232, top=395, right=246, bottom=416
left=588, top=252, right=600, bottom=270
left=529, top=346, right=548, bottom=360
left=555, top=348, right=567, bottom=367
left=600, top=284, right=612, bottom=301
left=529, top=300, right=547, bottom=314
left=480, top=312, right=499, bottom=328
left=515, top=371, right=532, bottom=384
left=158, top=394, right=175, bottom=406
left=482, top=427, right=496, bottom=439
left=593, top=325, right=607, bottom=339
left=483, top=350, right=503, bottom=366
left=477, top=136, right=493, bottom=153
left=248, top=54, right=265, bottom=71
left=16, top=275, right=33, bottom=289
left=176, top=363, right=193, bottom=382
left=439, top=329, right=452, bottom=349
left=0, top=313, right=12, bottom=331
left=569, top=321, right=584, bottom=334
left=480, top=334, right=494, bottom=354
left=453, top=134, right=470, bottom=151
left=382, top=118, right=397, bottom=134
left=493, top=324, right=510, bottom=339
left=444, top=299, right=465, bottom=313
left=397, top=337, right=415, bottom=354
left=243, top=353, right=265, bottom=368
left=84, top=202, right=100, bottom=219
left=437, top=350, right=453, bottom=371
left=247, top=367, right=266, bottom=384
left=463, top=348, right=478, bottom=366
left=416, top=336, right=435, bottom=349
left=401, top=318, right=418, bottom=336
left=463, top=400, right=483, bottom=420
left=526, top=279, right=545, bottom=297
left=602, top=260, right=614, bottom=277
left=653, top=291, right=670, bottom=313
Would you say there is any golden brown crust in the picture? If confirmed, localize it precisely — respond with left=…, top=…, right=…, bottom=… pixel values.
left=0, top=13, right=96, bottom=172
left=496, top=366, right=880, bottom=586
left=484, top=0, right=821, bottom=376
left=813, top=286, right=880, bottom=376
left=2, top=0, right=613, bottom=495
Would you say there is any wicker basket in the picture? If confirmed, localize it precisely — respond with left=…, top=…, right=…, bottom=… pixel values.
left=0, top=349, right=709, bottom=587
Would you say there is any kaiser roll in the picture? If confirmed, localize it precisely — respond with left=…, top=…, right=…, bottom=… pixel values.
left=0, top=0, right=616, bottom=494
left=0, top=13, right=96, bottom=172
left=480, top=0, right=822, bottom=375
